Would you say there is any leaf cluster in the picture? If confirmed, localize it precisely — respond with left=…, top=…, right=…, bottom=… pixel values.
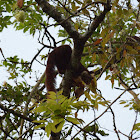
left=33, top=91, right=89, bottom=137
left=0, top=0, right=140, bottom=139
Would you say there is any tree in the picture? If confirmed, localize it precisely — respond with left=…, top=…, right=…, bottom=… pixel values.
left=0, top=0, right=140, bottom=139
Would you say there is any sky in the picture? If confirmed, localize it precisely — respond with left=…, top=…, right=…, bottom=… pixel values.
left=0, top=0, right=140, bottom=139
left=1, top=26, right=140, bottom=140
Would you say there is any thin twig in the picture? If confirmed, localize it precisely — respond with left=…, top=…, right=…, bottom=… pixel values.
left=0, top=103, right=33, bottom=122
left=0, top=127, right=15, bottom=140
left=71, top=83, right=134, bottom=139
left=117, top=73, right=140, bottom=105
left=30, top=46, right=47, bottom=68
left=19, top=71, right=45, bottom=138
left=97, top=53, right=116, bottom=80
left=98, top=90, right=121, bottom=140
left=16, top=124, right=34, bottom=140
left=0, top=48, right=6, bottom=60
left=129, top=112, right=138, bottom=139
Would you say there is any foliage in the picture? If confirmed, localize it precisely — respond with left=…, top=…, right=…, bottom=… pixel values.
left=33, top=91, right=108, bottom=138
left=0, top=0, right=140, bottom=140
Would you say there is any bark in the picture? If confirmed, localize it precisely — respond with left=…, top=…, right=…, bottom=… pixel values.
left=35, top=1, right=111, bottom=139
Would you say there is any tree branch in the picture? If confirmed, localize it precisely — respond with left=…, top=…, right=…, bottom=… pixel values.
left=117, top=73, right=140, bottom=105
left=81, top=0, right=111, bottom=42
left=30, top=46, right=47, bottom=68
left=0, top=103, right=32, bottom=122
left=62, top=1, right=111, bottom=99
left=35, top=0, right=80, bottom=40
left=0, top=103, right=45, bottom=140
left=0, top=126, right=15, bottom=140
left=71, top=83, right=133, bottom=139
left=19, top=71, right=45, bottom=137
left=16, top=124, right=34, bottom=140
left=98, top=90, right=121, bottom=140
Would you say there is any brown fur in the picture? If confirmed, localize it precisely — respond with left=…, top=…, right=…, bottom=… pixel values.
left=45, top=45, right=92, bottom=96
left=45, top=45, right=72, bottom=92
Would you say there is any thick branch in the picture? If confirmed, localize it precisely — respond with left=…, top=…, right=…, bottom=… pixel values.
left=35, top=0, right=80, bottom=40
left=36, top=0, right=111, bottom=103
left=63, top=1, right=111, bottom=98
left=72, top=0, right=111, bottom=70
left=82, top=1, right=111, bottom=42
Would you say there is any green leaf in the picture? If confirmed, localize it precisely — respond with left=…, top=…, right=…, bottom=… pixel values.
left=34, top=105, right=46, bottom=113
left=120, top=101, right=126, bottom=104
left=47, top=91, right=57, bottom=99
left=124, top=104, right=129, bottom=107
left=45, top=124, right=51, bottom=137
left=4, top=16, right=11, bottom=21
left=74, top=138, right=80, bottom=140
left=98, top=130, right=109, bottom=136
left=56, top=120, right=65, bottom=132
left=23, top=26, right=29, bottom=33
left=66, top=117, right=80, bottom=124
left=34, top=124, right=45, bottom=130
left=33, top=120, right=47, bottom=123
left=133, top=123, right=140, bottom=131
left=53, top=118, right=64, bottom=125
left=105, top=75, right=111, bottom=80
left=6, top=4, right=11, bottom=13
left=85, top=91, right=92, bottom=101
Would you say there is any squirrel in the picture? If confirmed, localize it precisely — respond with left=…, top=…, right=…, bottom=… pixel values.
left=45, top=45, right=92, bottom=98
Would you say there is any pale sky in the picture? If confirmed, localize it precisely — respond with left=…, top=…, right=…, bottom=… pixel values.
left=1, top=26, right=140, bottom=140
left=0, top=0, right=140, bottom=139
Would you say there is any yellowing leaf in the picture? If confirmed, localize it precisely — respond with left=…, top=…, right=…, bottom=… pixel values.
left=101, top=28, right=108, bottom=38
left=75, top=112, right=78, bottom=118
left=105, top=75, right=111, bottom=80
left=93, top=39, right=102, bottom=45
left=82, top=9, right=90, bottom=15
left=89, top=77, right=97, bottom=93
left=123, top=49, right=127, bottom=57
left=101, top=31, right=115, bottom=47
left=136, top=22, right=140, bottom=29
left=92, top=53, right=96, bottom=62
left=94, top=101, right=99, bottom=110
left=137, top=46, right=140, bottom=50
left=111, top=77, right=114, bottom=87
left=74, top=23, right=79, bottom=31
left=71, top=2, right=79, bottom=11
